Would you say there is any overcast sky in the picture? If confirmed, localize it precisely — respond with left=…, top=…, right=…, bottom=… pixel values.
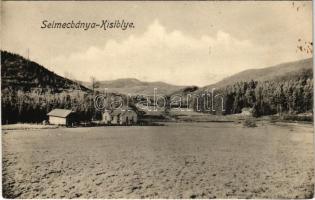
left=2, top=1, right=312, bottom=86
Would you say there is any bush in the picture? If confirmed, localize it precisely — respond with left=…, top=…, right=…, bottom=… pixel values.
left=243, top=117, right=257, bottom=127
left=281, top=114, right=313, bottom=122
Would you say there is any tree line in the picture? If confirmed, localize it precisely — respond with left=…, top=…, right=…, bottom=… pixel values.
left=192, top=68, right=313, bottom=117
left=1, top=88, right=139, bottom=124
left=1, top=89, right=95, bottom=124
left=1, top=68, right=313, bottom=124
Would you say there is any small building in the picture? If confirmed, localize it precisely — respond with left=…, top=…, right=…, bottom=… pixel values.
left=102, top=108, right=138, bottom=125
left=47, top=109, right=75, bottom=126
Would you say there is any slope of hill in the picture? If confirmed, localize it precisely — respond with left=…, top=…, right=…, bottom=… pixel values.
left=203, top=58, right=313, bottom=90
left=82, top=78, right=186, bottom=96
left=1, top=51, right=90, bottom=92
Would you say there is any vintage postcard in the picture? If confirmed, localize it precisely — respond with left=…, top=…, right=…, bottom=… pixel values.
left=1, top=1, right=314, bottom=199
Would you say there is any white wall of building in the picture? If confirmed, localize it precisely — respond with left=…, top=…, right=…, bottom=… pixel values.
left=49, top=116, right=67, bottom=125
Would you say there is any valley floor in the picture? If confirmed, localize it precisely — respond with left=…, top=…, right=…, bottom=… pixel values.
left=2, top=122, right=314, bottom=198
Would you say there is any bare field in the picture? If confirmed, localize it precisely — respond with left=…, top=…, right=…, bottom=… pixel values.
left=2, top=122, right=314, bottom=198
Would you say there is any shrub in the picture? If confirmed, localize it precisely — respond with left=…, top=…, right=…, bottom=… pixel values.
left=243, top=117, right=257, bottom=127
left=281, top=114, right=313, bottom=122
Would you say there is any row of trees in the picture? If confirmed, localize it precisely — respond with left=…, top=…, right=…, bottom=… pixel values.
left=1, top=87, right=139, bottom=124
left=192, top=69, right=313, bottom=116
left=1, top=89, right=96, bottom=124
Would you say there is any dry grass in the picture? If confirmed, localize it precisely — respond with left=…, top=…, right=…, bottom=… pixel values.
left=2, top=122, right=314, bottom=198
left=2, top=123, right=58, bottom=131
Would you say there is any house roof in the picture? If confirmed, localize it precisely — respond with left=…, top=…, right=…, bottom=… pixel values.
left=47, top=109, right=73, bottom=118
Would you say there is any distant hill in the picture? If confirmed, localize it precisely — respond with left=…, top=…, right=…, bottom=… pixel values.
left=168, top=86, right=199, bottom=97
left=82, top=78, right=186, bottom=96
left=167, top=58, right=313, bottom=101
left=203, top=58, right=313, bottom=90
left=1, top=51, right=90, bottom=93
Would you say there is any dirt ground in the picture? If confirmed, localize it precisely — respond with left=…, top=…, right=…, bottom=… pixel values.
left=2, top=122, right=314, bottom=198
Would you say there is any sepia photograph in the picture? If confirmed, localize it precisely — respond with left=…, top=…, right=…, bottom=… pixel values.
left=1, top=1, right=314, bottom=199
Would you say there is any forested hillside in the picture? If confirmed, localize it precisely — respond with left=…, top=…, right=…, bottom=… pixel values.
left=204, top=58, right=313, bottom=89
left=1, top=51, right=129, bottom=124
left=1, top=51, right=89, bottom=93
left=192, top=66, right=313, bottom=117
